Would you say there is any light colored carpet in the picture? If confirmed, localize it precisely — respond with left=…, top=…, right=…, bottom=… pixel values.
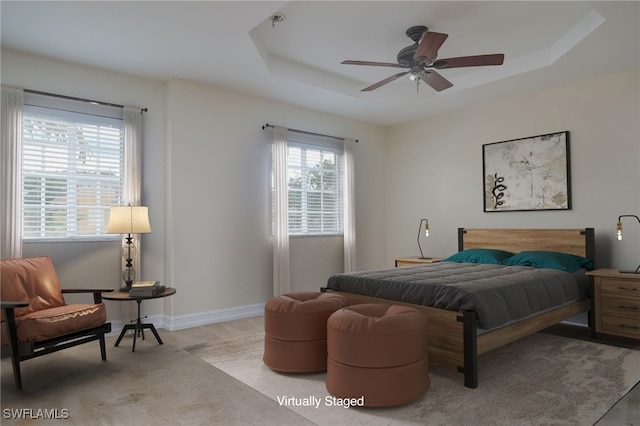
left=187, top=332, right=640, bottom=426
left=0, top=326, right=313, bottom=426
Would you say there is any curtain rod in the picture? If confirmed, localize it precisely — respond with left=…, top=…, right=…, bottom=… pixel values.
left=262, top=123, right=358, bottom=143
left=23, top=88, right=148, bottom=113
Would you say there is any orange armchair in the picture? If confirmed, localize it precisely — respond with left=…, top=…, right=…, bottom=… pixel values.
left=1, top=256, right=113, bottom=390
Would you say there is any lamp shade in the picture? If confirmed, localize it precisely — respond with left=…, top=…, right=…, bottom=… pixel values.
left=107, top=206, right=151, bottom=234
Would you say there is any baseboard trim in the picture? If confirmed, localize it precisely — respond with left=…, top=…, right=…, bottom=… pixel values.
left=107, top=302, right=265, bottom=335
left=165, top=303, right=265, bottom=331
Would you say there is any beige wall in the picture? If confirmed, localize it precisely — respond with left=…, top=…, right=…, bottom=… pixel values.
left=385, top=69, right=640, bottom=270
left=4, top=48, right=168, bottom=324
left=2, top=49, right=388, bottom=328
left=3, top=47, right=639, bottom=329
left=164, top=78, right=387, bottom=318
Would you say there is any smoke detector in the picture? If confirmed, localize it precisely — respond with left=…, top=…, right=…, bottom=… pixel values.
left=270, top=13, right=286, bottom=28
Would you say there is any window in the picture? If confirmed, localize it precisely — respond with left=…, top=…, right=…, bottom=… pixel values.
left=22, top=96, right=124, bottom=240
left=281, top=139, right=343, bottom=236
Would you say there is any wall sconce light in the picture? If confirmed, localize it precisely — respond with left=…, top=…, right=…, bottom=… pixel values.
left=417, top=218, right=431, bottom=259
left=617, top=214, right=640, bottom=273
left=107, top=205, right=152, bottom=291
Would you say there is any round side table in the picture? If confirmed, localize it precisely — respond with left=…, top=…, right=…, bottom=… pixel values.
left=102, top=287, right=176, bottom=352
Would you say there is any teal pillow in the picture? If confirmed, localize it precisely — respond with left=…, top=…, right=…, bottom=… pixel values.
left=443, top=248, right=514, bottom=265
left=500, top=251, right=592, bottom=272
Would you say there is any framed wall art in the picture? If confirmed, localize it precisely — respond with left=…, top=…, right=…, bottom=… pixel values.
left=483, top=131, right=571, bottom=212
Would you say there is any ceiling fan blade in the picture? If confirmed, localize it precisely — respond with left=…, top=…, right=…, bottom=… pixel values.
left=421, top=70, right=453, bottom=92
left=414, top=31, right=449, bottom=61
left=362, top=71, right=410, bottom=92
left=433, top=54, right=505, bottom=69
left=341, top=60, right=407, bottom=69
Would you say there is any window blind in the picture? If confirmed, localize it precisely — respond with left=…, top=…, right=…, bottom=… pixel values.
left=22, top=101, right=124, bottom=239
left=286, top=140, right=343, bottom=235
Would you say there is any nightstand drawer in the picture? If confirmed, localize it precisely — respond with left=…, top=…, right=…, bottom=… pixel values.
left=601, top=295, right=640, bottom=317
left=588, top=269, right=640, bottom=340
left=599, top=278, right=640, bottom=297
left=600, top=315, right=640, bottom=339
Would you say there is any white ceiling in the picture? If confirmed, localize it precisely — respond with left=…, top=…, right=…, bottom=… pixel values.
left=2, top=1, right=639, bottom=126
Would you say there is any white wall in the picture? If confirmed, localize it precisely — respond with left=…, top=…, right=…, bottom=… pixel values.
left=386, top=69, right=640, bottom=271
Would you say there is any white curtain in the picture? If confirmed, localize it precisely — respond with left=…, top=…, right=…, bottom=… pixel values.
left=0, top=86, right=23, bottom=259
left=272, top=126, right=290, bottom=296
left=343, top=138, right=357, bottom=272
left=122, top=107, right=143, bottom=282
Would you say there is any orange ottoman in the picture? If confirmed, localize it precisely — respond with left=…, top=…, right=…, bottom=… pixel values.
left=326, top=304, right=430, bottom=407
left=263, top=291, right=348, bottom=373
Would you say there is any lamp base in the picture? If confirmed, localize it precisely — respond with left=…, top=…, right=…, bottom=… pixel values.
left=619, top=270, right=640, bottom=274
left=418, top=257, right=432, bottom=260
left=119, top=286, right=132, bottom=293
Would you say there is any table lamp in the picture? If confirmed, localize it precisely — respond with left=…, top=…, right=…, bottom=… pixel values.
left=417, top=218, right=431, bottom=259
left=108, top=205, right=151, bottom=291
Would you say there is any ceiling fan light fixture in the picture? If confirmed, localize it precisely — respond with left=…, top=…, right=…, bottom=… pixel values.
left=409, top=66, right=424, bottom=81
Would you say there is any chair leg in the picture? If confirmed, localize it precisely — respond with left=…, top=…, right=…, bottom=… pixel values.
left=10, top=350, right=22, bottom=391
left=3, top=308, right=23, bottom=390
left=99, top=333, right=107, bottom=361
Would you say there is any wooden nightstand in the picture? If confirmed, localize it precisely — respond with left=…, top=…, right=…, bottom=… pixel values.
left=395, top=257, right=442, bottom=267
left=586, top=269, right=640, bottom=340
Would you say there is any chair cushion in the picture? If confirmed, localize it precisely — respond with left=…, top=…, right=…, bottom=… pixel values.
left=2, top=303, right=107, bottom=345
left=1, top=257, right=65, bottom=319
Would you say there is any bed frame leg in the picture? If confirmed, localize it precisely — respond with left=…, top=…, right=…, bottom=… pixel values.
left=457, top=310, right=478, bottom=389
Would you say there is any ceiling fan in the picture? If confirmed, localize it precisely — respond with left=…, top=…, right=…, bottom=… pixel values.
left=342, top=25, right=504, bottom=92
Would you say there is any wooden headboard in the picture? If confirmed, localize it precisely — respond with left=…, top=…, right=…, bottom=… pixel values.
left=458, top=228, right=595, bottom=266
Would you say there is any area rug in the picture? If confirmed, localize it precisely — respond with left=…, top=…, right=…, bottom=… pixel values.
left=186, top=332, right=640, bottom=426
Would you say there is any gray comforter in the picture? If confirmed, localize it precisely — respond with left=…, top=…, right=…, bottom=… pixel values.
left=326, top=262, right=589, bottom=330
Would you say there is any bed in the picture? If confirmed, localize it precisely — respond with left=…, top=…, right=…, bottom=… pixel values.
left=322, top=228, right=596, bottom=388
